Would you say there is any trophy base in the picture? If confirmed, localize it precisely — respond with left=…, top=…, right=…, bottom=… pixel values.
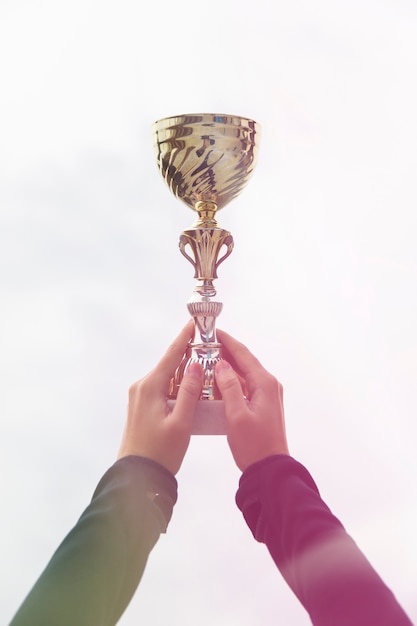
left=166, top=399, right=227, bottom=435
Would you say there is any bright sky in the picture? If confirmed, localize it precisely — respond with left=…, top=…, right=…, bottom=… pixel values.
left=1, top=1, right=417, bottom=624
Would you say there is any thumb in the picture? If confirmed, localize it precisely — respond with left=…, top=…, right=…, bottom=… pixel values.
left=172, top=362, right=203, bottom=426
left=215, top=360, right=248, bottom=416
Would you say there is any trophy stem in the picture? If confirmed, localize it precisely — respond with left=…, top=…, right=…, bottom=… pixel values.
left=169, top=300, right=223, bottom=400
left=168, top=224, right=234, bottom=401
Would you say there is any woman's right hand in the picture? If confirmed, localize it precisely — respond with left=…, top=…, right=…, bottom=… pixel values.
left=215, top=329, right=289, bottom=472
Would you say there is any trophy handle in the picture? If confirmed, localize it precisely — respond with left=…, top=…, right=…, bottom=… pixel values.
left=179, top=229, right=234, bottom=280
left=178, top=234, right=234, bottom=270
left=179, top=234, right=196, bottom=269
left=215, top=235, right=234, bottom=271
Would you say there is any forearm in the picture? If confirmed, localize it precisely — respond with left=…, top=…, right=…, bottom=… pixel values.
left=236, top=455, right=413, bottom=626
left=10, top=456, right=177, bottom=626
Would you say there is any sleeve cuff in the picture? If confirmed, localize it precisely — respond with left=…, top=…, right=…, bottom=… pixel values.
left=93, top=455, right=178, bottom=532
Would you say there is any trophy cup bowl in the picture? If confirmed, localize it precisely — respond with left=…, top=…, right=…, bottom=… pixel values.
left=153, top=113, right=260, bottom=434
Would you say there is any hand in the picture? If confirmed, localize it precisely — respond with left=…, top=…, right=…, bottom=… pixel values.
left=118, top=321, right=203, bottom=475
left=215, top=329, right=289, bottom=472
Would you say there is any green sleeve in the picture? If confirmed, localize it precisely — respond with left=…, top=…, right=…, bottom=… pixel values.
left=10, top=455, right=177, bottom=626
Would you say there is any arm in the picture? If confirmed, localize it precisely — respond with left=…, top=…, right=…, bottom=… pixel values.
left=236, top=455, right=413, bottom=626
left=10, top=322, right=203, bottom=626
left=10, top=456, right=177, bottom=626
left=215, top=329, right=413, bottom=626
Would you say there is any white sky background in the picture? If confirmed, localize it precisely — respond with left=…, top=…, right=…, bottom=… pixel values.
left=1, top=0, right=417, bottom=624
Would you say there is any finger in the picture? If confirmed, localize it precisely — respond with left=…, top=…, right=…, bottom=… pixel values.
left=216, top=329, right=264, bottom=379
left=151, top=321, right=194, bottom=388
left=215, top=360, right=249, bottom=417
left=171, top=361, right=203, bottom=429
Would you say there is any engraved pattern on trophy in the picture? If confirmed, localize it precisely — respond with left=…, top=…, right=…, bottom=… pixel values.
left=153, top=113, right=260, bottom=405
left=154, top=114, right=258, bottom=212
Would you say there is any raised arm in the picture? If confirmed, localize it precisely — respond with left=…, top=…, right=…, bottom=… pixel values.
left=10, top=322, right=202, bottom=626
left=215, top=329, right=413, bottom=626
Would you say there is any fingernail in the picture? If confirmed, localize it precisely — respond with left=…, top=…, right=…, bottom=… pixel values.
left=215, top=360, right=231, bottom=373
left=185, top=362, right=203, bottom=378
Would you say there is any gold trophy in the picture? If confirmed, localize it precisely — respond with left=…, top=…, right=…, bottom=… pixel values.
left=153, top=113, right=260, bottom=434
